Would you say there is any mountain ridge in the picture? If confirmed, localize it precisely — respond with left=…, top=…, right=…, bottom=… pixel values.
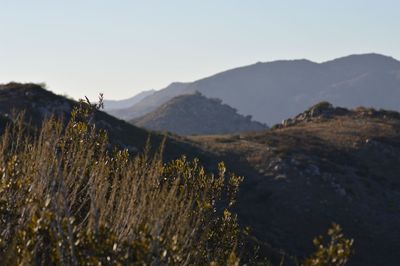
left=104, top=89, right=156, bottom=110
left=107, top=53, right=400, bottom=125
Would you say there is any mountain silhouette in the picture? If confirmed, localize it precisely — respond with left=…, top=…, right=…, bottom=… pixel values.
left=108, top=53, right=400, bottom=125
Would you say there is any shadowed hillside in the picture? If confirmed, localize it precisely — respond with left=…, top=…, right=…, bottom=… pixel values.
left=190, top=103, right=400, bottom=266
left=131, top=92, right=267, bottom=135
left=0, top=83, right=214, bottom=163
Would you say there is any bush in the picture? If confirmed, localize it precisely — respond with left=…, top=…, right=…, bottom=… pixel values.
left=0, top=99, right=245, bottom=265
left=0, top=98, right=354, bottom=265
left=303, top=223, right=354, bottom=266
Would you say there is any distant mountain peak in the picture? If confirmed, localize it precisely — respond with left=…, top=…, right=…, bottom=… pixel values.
left=323, top=53, right=400, bottom=66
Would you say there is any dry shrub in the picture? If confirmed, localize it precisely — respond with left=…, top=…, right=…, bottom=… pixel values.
left=0, top=98, right=353, bottom=265
left=302, top=223, right=354, bottom=266
left=0, top=100, right=245, bottom=265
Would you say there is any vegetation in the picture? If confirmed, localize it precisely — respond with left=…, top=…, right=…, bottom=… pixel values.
left=0, top=97, right=353, bottom=265
left=0, top=99, right=246, bottom=265
left=303, top=223, right=354, bottom=266
left=306, top=101, right=332, bottom=112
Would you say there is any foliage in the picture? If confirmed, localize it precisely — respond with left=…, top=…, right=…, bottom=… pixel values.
left=0, top=96, right=354, bottom=265
left=302, top=223, right=354, bottom=266
left=0, top=98, right=246, bottom=265
left=307, top=102, right=333, bottom=112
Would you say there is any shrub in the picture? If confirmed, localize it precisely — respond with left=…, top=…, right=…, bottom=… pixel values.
left=0, top=99, right=245, bottom=265
left=308, top=102, right=333, bottom=111
left=303, top=223, right=354, bottom=266
left=0, top=97, right=354, bottom=265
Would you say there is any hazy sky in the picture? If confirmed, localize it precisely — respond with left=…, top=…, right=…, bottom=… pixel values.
left=1, top=1, right=399, bottom=100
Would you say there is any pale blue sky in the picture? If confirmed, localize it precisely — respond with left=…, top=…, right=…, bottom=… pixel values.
left=1, top=1, right=399, bottom=100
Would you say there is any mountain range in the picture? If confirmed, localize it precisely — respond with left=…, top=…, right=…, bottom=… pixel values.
left=103, top=89, right=155, bottom=110
left=1, top=82, right=400, bottom=265
left=107, top=53, right=400, bottom=125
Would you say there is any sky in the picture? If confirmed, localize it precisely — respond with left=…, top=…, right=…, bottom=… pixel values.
left=1, top=0, right=399, bottom=101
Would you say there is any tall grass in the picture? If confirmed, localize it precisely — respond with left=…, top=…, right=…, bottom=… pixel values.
left=0, top=100, right=245, bottom=265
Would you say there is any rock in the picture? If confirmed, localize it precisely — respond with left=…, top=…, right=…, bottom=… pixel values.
left=337, top=187, right=347, bottom=196
left=290, top=158, right=301, bottom=166
left=275, top=174, right=287, bottom=180
left=280, top=102, right=351, bottom=127
left=306, top=164, right=320, bottom=176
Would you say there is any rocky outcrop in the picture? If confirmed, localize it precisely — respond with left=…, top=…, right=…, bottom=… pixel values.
left=279, top=101, right=400, bottom=128
left=279, top=101, right=350, bottom=127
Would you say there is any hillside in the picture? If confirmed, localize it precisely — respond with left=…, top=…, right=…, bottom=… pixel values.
left=131, top=92, right=267, bottom=135
left=1, top=83, right=400, bottom=265
left=189, top=103, right=400, bottom=266
left=108, top=53, right=400, bottom=125
left=0, top=83, right=213, bottom=163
